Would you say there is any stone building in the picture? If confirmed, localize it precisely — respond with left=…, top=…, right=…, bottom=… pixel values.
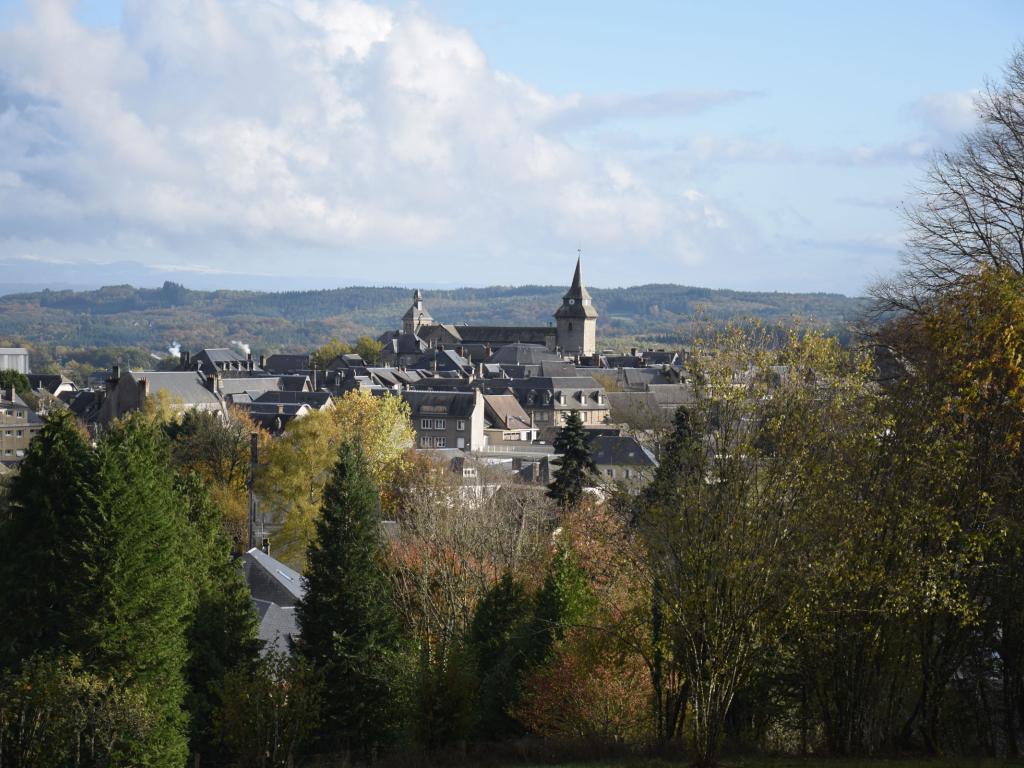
left=387, top=258, right=599, bottom=360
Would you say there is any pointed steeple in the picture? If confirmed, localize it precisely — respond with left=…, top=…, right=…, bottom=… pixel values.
left=554, top=255, right=597, bottom=319
left=570, top=256, right=583, bottom=292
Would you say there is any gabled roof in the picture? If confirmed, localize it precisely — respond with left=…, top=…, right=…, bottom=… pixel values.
left=253, top=599, right=299, bottom=656
left=126, top=370, right=221, bottom=407
left=243, top=547, right=304, bottom=607
left=587, top=434, right=657, bottom=468
left=484, top=393, right=533, bottom=431
left=27, top=374, right=75, bottom=394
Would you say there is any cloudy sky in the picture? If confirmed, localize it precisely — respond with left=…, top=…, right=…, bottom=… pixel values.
left=0, top=0, right=1020, bottom=294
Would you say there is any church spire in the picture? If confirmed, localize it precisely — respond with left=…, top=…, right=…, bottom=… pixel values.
left=570, top=253, right=583, bottom=292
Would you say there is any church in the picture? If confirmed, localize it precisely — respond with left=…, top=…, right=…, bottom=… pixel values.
left=384, top=258, right=599, bottom=364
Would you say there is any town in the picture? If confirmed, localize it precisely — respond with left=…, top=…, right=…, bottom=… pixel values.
left=2, top=3, right=1024, bottom=768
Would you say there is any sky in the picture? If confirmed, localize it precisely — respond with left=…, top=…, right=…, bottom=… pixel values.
left=0, top=0, right=1020, bottom=295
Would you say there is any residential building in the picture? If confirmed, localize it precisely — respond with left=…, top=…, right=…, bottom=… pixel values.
left=0, top=386, right=43, bottom=466
left=588, top=433, right=658, bottom=484
left=403, top=389, right=485, bottom=451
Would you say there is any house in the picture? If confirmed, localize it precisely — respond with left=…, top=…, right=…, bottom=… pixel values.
left=588, top=434, right=657, bottom=484
left=484, top=375, right=610, bottom=437
left=402, top=389, right=486, bottom=451
left=242, top=547, right=303, bottom=656
left=0, top=386, right=43, bottom=466
left=483, top=393, right=538, bottom=445
left=27, top=374, right=77, bottom=414
left=99, top=367, right=224, bottom=424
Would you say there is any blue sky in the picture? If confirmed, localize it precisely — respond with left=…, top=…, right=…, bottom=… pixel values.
left=0, top=0, right=1020, bottom=294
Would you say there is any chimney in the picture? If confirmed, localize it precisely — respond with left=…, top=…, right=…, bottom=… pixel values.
left=206, top=374, right=218, bottom=393
left=138, top=378, right=149, bottom=398
left=261, top=537, right=271, bottom=556
left=259, top=354, right=266, bottom=368
left=183, top=350, right=191, bottom=367
left=247, top=351, right=253, bottom=365
left=111, top=365, right=120, bottom=382
left=6, top=385, right=14, bottom=402
left=311, top=368, right=317, bottom=390
left=277, top=404, right=284, bottom=414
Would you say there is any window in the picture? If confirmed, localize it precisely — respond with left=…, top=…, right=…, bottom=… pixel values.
left=4, top=431, right=9, bottom=436
left=15, top=430, right=22, bottom=437
left=456, top=420, right=465, bottom=431
left=3, top=449, right=9, bottom=456
left=462, top=467, right=477, bottom=478
left=420, top=418, right=445, bottom=430
left=605, top=468, right=615, bottom=478
left=568, top=322, right=573, bottom=331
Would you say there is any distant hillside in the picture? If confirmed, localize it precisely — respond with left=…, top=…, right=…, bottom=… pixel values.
left=0, top=281, right=868, bottom=356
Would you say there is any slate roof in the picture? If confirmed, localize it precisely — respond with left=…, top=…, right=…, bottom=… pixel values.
left=253, top=390, right=333, bottom=409
left=125, top=370, right=221, bottom=407
left=587, top=434, right=657, bottom=468
left=263, top=354, right=310, bottom=373
left=486, top=376, right=608, bottom=411
left=243, top=547, right=305, bottom=607
left=402, top=390, right=480, bottom=419
left=410, top=348, right=472, bottom=373
left=554, top=258, right=598, bottom=320
left=453, top=326, right=553, bottom=345
left=27, top=374, right=75, bottom=394
left=487, top=343, right=561, bottom=366
left=483, top=393, right=533, bottom=431
left=61, top=389, right=104, bottom=421
left=253, top=599, right=299, bottom=656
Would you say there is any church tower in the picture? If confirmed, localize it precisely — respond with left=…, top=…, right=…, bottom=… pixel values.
left=554, top=257, right=598, bottom=356
left=402, top=289, right=433, bottom=335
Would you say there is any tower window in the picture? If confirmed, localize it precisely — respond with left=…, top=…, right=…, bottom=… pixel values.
left=568, top=322, right=573, bottom=331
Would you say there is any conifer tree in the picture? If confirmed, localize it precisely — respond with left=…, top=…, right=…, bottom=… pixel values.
left=0, top=410, right=97, bottom=670
left=546, top=410, right=597, bottom=508
left=296, top=441, right=404, bottom=757
left=85, top=414, right=193, bottom=766
left=177, top=473, right=261, bottom=760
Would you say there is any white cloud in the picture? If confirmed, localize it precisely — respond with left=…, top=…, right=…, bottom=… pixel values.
left=909, top=90, right=979, bottom=136
left=0, top=0, right=745, bottom=284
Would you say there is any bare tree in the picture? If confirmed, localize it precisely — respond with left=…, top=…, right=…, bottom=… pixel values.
left=874, top=47, right=1024, bottom=313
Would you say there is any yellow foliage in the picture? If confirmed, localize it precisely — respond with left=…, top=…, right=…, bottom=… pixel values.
left=256, top=390, right=413, bottom=568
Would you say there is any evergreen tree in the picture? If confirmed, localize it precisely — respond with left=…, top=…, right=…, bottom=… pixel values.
left=84, top=414, right=193, bottom=766
left=0, top=410, right=97, bottom=670
left=295, top=441, right=405, bottom=757
left=177, top=474, right=261, bottom=761
left=546, top=410, right=597, bottom=508
left=468, top=573, right=534, bottom=738
left=643, top=406, right=703, bottom=514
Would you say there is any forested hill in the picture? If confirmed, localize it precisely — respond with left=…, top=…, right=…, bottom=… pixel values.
left=0, top=280, right=867, bottom=354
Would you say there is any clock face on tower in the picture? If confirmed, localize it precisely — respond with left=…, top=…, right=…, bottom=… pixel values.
left=568, top=299, right=575, bottom=305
